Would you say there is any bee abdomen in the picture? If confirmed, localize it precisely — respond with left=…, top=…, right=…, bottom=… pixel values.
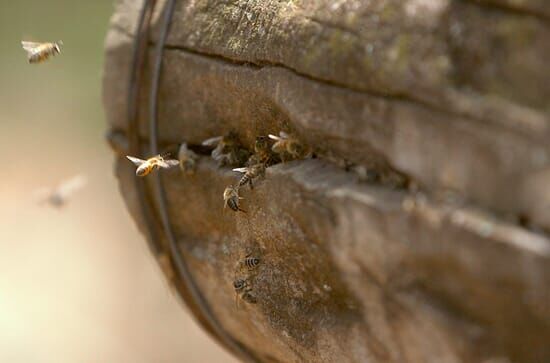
left=29, top=52, right=48, bottom=63
left=244, top=257, right=260, bottom=269
left=238, top=174, right=251, bottom=187
left=227, top=197, right=240, bottom=212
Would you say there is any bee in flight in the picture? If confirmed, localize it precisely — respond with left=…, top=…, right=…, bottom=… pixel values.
left=223, top=185, right=246, bottom=213
left=21, top=40, right=63, bottom=64
left=268, top=131, right=310, bottom=162
left=233, top=163, right=266, bottom=190
left=34, top=174, right=87, bottom=208
left=178, top=142, right=198, bottom=173
left=126, top=154, right=179, bottom=177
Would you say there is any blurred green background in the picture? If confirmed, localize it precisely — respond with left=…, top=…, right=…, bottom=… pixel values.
left=0, top=1, right=234, bottom=362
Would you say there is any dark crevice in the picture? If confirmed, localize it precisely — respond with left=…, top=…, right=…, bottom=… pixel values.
left=107, top=128, right=550, bottom=241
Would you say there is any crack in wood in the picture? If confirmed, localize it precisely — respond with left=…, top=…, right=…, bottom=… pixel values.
left=110, top=23, right=549, bottom=142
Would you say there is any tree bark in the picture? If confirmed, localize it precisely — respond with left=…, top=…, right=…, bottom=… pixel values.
left=103, top=0, right=550, bottom=362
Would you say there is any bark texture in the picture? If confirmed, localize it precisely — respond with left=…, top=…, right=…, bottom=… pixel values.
left=103, top=0, right=550, bottom=362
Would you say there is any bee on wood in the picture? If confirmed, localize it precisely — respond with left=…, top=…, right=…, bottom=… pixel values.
left=21, top=40, right=62, bottom=64
left=34, top=174, right=87, bottom=208
left=220, top=148, right=251, bottom=168
left=233, top=278, right=248, bottom=292
left=223, top=186, right=246, bottom=213
left=202, top=131, right=250, bottom=167
left=126, top=154, right=179, bottom=177
left=178, top=142, right=198, bottom=173
left=268, top=131, right=310, bottom=161
left=233, top=278, right=257, bottom=306
left=243, top=254, right=260, bottom=269
left=233, top=163, right=266, bottom=190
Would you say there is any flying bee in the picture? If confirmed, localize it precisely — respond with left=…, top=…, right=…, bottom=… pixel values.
left=233, top=163, right=266, bottom=190
left=202, top=131, right=250, bottom=167
left=223, top=185, right=246, bottom=213
left=34, top=174, right=87, bottom=208
left=178, top=142, right=198, bottom=173
left=126, top=154, right=179, bottom=177
left=21, top=40, right=62, bottom=64
left=268, top=131, right=310, bottom=161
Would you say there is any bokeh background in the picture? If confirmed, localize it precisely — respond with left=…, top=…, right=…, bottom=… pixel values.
left=0, top=1, right=235, bottom=362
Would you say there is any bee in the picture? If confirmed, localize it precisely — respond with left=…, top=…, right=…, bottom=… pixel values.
left=202, top=131, right=250, bottom=167
left=178, top=142, right=198, bottom=173
left=21, top=40, right=63, bottom=64
left=223, top=186, right=246, bottom=213
left=233, top=278, right=248, bottom=292
left=233, top=163, right=266, bottom=190
left=34, top=174, right=87, bottom=208
left=243, top=254, right=260, bottom=269
left=126, top=154, right=179, bottom=177
left=268, top=131, right=310, bottom=161
left=233, top=278, right=257, bottom=307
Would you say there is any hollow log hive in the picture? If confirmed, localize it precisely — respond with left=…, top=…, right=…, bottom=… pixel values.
left=103, top=0, right=550, bottom=362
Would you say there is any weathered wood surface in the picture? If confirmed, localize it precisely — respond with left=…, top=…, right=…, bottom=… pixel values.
left=103, top=0, right=550, bottom=362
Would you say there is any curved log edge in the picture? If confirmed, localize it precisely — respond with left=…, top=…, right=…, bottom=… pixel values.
left=104, top=0, right=550, bottom=362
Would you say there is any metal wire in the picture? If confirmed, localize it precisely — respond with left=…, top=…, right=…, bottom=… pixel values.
left=146, top=1, right=259, bottom=362
left=127, top=0, right=160, bottom=253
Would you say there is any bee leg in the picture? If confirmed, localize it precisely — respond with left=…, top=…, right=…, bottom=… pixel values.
left=249, top=179, right=254, bottom=190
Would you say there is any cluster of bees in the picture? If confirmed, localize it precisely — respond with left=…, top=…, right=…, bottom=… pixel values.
left=125, top=131, right=309, bottom=306
left=126, top=130, right=311, bottom=214
left=217, top=131, right=311, bottom=213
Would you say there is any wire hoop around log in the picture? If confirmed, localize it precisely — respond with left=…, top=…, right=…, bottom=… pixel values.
left=126, top=1, right=258, bottom=361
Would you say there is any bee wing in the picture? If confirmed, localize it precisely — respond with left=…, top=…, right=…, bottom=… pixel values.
left=21, top=41, right=42, bottom=52
left=178, top=142, right=189, bottom=153
left=212, top=147, right=225, bottom=160
left=232, top=167, right=248, bottom=173
left=158, top=159, right=180, bottom=168
left=126, top=155, right=146, bottom=166
left=268, top=134, right=282, bottom=141
left=178, top=143, right=197, bottom=158
left=202, top=136, right=223, bottom=146
left=56, top=174, right=87, bottom=198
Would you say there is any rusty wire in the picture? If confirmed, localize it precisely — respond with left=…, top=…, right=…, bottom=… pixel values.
left=127, top=0, right=258, bottom=361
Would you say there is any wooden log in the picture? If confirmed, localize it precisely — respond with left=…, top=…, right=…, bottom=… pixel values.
left=103, top=0, right=550, bottom=362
